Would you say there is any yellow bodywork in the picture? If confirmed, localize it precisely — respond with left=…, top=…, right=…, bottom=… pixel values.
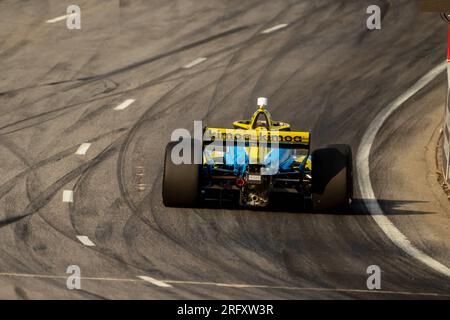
left=202, top=106, right=311, bottom=168
left=232, top=105, right=291, bottom=131
left=203, top=127, right=310, bottom=145
left=203, top=147, right=311, bottom=169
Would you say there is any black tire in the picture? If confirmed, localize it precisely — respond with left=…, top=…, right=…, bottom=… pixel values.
left=162, top=140, right=201, bottom=207
left=327, top=144, right=353, bottom=201
left=311, top=144, right=353, bottom=211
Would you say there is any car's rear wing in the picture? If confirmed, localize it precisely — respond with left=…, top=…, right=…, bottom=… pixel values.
left=203, top=128, right=310, bottom=149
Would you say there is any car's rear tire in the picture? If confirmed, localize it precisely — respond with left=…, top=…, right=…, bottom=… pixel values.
left=162, top=140, right=201, bottom=207
left=311, top=144, right=353, bottom=211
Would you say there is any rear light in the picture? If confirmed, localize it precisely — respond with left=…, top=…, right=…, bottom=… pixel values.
left=235, top=178, right=246, bottom=187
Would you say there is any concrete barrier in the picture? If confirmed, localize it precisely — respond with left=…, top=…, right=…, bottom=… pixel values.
left=420, top=2, right=450, bottom=182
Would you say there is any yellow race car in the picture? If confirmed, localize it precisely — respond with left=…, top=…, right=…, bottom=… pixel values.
left=163, top=98, right=353, bottom=211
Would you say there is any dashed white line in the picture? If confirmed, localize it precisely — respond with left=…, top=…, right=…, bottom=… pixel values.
left=138, top=276, right=173, bottom=288
left=261, top=24, right=288, bottom=34
left=76, top=236, right=96, bottom=247
left=46, top=14, right=77, bottom=24
left=62, top=190, right=74, bottom=203
left=75, top=143, right=91, bottom=155
left=114, top=99, right=136, bottom=111
left=183, top=57, right=207, bottom=69
left=356, top=62, right=450, bottom=278
left=0, top=272, right=447, bottom=297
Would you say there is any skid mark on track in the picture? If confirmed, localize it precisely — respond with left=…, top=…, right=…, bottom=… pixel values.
left=67, top=25, right=251, bottom=83
left=116, top=84, right=182, bottom=213
left=23, top=139, right=122, bottom=218
left=205, top=2, right=297, bottom=119
left=0, top=129, right=123, bottom=201
left=357, top=62, right=450, bottom=278
left=0, top=271, right=449, bottom=297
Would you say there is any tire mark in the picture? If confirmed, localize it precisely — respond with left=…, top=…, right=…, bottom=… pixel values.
left=0, top=128, right=125, bottom=205
left=116, top=83, right=185, bottom=213
left=205, top=2, right=295, bottom=120
left=0, top=24, right=252, bottom=99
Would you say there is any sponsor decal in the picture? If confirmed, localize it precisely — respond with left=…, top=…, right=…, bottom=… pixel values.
left=203, top=129, right=308, bottom=144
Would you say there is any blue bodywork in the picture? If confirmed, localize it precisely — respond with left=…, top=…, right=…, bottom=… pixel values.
left=204, top=146, right=308, bottom=176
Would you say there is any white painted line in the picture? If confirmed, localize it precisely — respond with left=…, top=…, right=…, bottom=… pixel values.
left=114, top=99, right=136, bottom=111
left=46, top=13, right=77, bottom=24
left=183, top=57, right=207, bottom=69
left=356, top=62, right=450, bottom=278
left=62, top=190, right=74, bottom=203
left=216, top=283, right=254, bottom=288
left=75, top=143, right=91, bottom=155
left=138, top=276, right=173, bottom=288
left=0, top=272, right=448, bottom=296
left=161, top=280, right=449, bottom=297
left=0, top=272, right=138, bottom=282
left=76, top=235, right=96, bottom=247
left=261, top=24, right=288, bottom=34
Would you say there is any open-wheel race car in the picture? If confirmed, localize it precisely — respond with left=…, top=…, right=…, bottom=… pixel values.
left=162, top=98, right=353, bottom=211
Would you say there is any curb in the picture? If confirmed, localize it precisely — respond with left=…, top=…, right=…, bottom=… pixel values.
left=436, top=128, right=450, bottom=199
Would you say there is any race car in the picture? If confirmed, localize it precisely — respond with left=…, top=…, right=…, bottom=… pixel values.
left=162, top=97, right=353, bottom=211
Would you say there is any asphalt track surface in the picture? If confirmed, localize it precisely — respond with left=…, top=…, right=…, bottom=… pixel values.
left=0, top=0, right=450, bottom=299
